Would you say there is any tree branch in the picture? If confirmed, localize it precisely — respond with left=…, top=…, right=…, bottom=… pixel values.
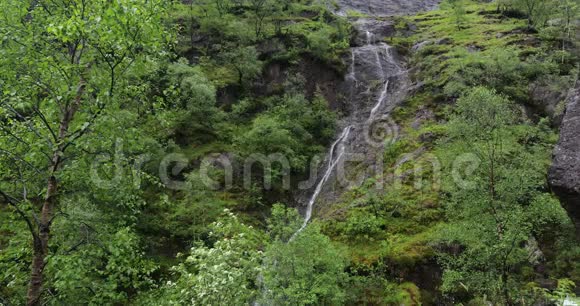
left=61, top=102, right=106, bottom=153
left=2, top=102, right=54, bottom=149
left=0, top=148, right=44, bottom=174
left=0, top=190, right=38, bottom=239
left=31, top=106, right=58, bottom=143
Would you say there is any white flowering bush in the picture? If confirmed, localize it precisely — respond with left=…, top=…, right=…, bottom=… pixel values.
left=163, top=210, right=263, bottom=305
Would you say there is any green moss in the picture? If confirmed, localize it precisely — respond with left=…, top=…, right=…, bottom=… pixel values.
left=398, top=282, right=422, bottom=305
left=345, top=9, right=368, bottom=18
left=405, top=1, right=539, bottom=91
left=320, top=0, right=571, bottom=293
left=384, top=225, right=441, bottom=266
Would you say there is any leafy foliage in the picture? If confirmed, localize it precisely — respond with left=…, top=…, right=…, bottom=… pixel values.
left=0, top=0, right=578, bottom=305
left=261, top=205, right=348, bottom=305
left=435, top=87, right=571, bottom=304
left=153, top=211, right=263, bottom=305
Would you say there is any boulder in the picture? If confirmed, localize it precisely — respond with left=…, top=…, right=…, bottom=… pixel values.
left=549, top=82, right=580, bottom=237
left=529, top=79, right=569, bottom=125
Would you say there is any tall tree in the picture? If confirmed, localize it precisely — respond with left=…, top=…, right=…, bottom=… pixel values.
left=0, top=0, right=168, bottom=304
left=247, top=0, right=276, bottom=38
left=442, top=0, right=467, bottom=30
left=514, top=0, right=553, bottom=29
left=155, top=210, right=263, bottom=305
left=556, top=0, right=579, bottom=53
left=437, top=87, right=570, bottom=304
left=221, top=46, right=263, bottom=88
left=261, top=205, right=348, bottom=305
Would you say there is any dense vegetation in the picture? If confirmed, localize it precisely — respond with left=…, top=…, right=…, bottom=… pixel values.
left=0, top=0, right=578, bottom=305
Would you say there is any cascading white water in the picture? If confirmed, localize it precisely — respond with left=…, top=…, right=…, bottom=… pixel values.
left=346, top=51, right=358, bottom=85
left=292, top=19, right=407, bottom=238
left=293, top=125, right=352, bottom=236
left=373, top=47, right=386, bottom=79
left=381, top=43, right=403, bottom=74
left=370, top=80, right=389, bottom=119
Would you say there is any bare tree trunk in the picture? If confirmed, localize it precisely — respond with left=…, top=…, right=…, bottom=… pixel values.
left=26, top=176, right=56, bottom=306
left=501, top=269, right=513, bottom=306
left=26, top=79, right=86, bottom=306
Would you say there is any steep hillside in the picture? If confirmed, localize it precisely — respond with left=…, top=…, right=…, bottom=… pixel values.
left=0, top=0, right=578, bottom=305
left=319, top=0, right=580, bottom=304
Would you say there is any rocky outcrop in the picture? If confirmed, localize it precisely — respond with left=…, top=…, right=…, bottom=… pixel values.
left=298, top=19, right=411, bottom=216
left=549, top=82, right=580, bottom=236
left=336, top=0, right=440, bottom=16
left=529, top=80, right=570, bottom=125
left=351, top=19, right=396, bottom=46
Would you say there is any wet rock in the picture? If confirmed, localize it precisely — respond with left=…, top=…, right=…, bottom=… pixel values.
left=418, top=132, right=436, bottom=143
left=412, top=107, right=435, bottom=130
left=352, top=19, right=396, bottom=46
left=466, top=44, right=481, bottom=53
left=216, top=85, right=240, bottom=109
left=348, top=44, right=402, bottom=84
left=299, top=0, right=441, bottom=222
left=549, top=82, right=580, bottom=237
left=300, top=19, right=411, bottom=213
left=336, top=0, right=441, bottom=16
left=412, top=40, right=433, bottom=52
left=255, top=54, right=343, bottom=106
left=257, top=38, right=286, bottom=57
left=436, top=37, right=452, bottom=45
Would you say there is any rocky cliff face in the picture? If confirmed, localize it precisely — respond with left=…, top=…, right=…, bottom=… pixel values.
left=549, top=82, right=580, bottom=236
left=296, top=0, right=441, bottom=215
left=336, top=0, right=440, bottom=16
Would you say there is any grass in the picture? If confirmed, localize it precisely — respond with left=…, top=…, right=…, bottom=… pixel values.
left=319, top=0, right=559, bottom=296
left=396, top=1, right=538, bottom=90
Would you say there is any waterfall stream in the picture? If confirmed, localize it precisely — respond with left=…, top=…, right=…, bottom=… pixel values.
left=293, top=126, right=353, bottom=236
left=293, top=19, right=409, bottom=237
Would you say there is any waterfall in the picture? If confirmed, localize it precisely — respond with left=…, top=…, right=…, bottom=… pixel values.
left=382, top=43, right=403, bottom=74
left=373, top=47, right=386, bottom=79
left=293, top=126, right=352, bottom=237
left=292, top=18, right=408, bottom=238
left=346, top=51, right=358, bottom=85
left=370, top=80, right=389, bottom=119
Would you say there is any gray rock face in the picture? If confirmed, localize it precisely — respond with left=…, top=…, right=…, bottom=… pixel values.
left=336, top=0, right=440, bottom=16
left=300, top=20, right=410, bottom=213
left=296, top=1, right=441, bottom=217
left=530, top=80, right=570, bottom=125
left=549, top=82, right=580, bottom=236
left=351, top=19, right=396, bottom=46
